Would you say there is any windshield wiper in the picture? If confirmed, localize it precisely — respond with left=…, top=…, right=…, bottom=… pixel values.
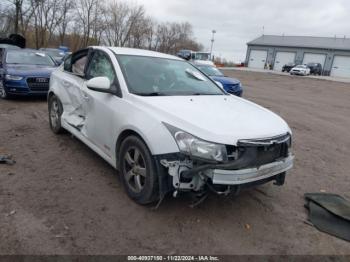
left=133, top=92, right=167, bottom=96
left=185, top=69, right=206, bottom=81
left=190, top=93, right=223, bottom=96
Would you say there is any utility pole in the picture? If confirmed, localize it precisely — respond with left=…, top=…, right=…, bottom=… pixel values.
left=210, top=30, right=216, bottom=60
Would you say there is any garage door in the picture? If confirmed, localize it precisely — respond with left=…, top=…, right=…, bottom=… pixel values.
left=302, top=53, right=326, bottom=68
left=248, top=50, right=267, bottom=69
left=331, top=56, right=350, bottom=78
left=274, top=52, right=296, bottom=71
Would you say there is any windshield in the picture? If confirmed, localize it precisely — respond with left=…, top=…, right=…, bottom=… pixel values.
left=295, top=65, right=306, bottom=69
left=194, top=53, right=210, bottom=61
left=6, top=51, right=55, bottom=66
left=117, top=55, right=225, bottom=96
left=197, top=65, right=223, bottom=77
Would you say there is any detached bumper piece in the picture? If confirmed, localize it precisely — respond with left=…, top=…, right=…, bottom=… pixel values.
left=206, top=155, right=294, bottom=185
left=305, top=193, right=350, bottom=242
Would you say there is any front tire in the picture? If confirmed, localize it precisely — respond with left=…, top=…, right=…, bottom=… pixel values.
left=118, top=136, right=159, bottom=205
left=48, top=95, right=65, bottom=134
left=0, top=82, right=8, bottom=99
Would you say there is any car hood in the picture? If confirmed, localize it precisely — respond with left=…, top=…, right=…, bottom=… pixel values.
left=210, top=76, right=240, bottom=85
left=132, top=95, right=291, bottom=145
left=5, top=64, right=56, bottom=77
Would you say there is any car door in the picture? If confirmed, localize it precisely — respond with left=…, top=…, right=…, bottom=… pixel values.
left=81, top=49, right=121, bottom=157
left=60, top=49, right=90, bottom=132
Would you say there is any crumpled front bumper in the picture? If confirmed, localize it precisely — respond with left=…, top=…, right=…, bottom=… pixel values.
left=204, top=155, right=294, bottom=185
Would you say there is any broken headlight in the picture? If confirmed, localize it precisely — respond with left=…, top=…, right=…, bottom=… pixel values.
left=164, top=123, right=227, bottom=162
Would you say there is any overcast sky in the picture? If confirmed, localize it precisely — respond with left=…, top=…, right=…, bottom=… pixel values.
left=127, top=0, right=350, bottom=62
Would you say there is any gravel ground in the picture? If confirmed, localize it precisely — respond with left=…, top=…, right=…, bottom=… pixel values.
left=0, top=70, right=349, bottom=255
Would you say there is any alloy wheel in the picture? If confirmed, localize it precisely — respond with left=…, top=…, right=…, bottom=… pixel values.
left=123, top=147, right=147, bottom=193
left=50, top=100, right=60, bottom=129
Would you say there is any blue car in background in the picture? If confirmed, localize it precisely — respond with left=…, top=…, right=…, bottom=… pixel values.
left=195, top=64, right=243, bottom=96
left=0, top=49, right=57, bottom=98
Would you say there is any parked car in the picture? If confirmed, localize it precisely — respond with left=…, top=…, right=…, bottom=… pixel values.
left=0, top=49, right=57, bottom=98
left=39, top=48, right=66, bottom=65
left=282, top=63, right=296, bottom=73
left=48, top=47, right=294, bottom=204
left=195, top=64, right=243, bottom=96
left=177, top=49, right=192, bottom=60
left=290, top=65, right=311, bottom=76
left=177, top=49, right=215, bottom=66
left=306, top=63, right=322, bottom=75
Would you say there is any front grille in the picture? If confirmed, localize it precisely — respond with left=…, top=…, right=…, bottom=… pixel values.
left=27, top=77, right=50, bottom=92
left=226, top=134, right=291, bottom=168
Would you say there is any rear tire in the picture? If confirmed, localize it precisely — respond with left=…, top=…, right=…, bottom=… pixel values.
left=118, top=136, right=159, bottom=205
left=48, top=95, right=65, bottom=134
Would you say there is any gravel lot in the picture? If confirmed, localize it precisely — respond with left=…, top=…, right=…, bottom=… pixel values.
left=0, top=70, right=349, bottom=255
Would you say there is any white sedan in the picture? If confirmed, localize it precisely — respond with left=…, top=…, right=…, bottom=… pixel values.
left=290, top=65, right=311, bottom=76
left=48, top=46, right=294, bottom=204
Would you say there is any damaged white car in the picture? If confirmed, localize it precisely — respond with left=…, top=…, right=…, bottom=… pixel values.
left=48, top=47, right=294, bottom=205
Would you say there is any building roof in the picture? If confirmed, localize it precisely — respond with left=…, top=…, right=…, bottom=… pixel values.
left=248, top=35, right=350, bottom=51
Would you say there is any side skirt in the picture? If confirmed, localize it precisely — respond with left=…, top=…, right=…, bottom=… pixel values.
left=62, top=121, right=116, bottom=169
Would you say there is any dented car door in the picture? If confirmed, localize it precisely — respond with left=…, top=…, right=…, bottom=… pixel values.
left=81, top=50, right=119, bottom=156
left=60, top=49, right=90, bottom=134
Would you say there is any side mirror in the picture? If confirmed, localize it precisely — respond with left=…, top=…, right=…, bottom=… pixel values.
left=215, top=81, right=224, bottom=89
left=86, top=77, right=111, bottom=92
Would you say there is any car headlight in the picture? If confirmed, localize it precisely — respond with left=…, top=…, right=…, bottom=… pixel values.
left=164, top=123, right=228, bottom=162
left=5, top=75, right=24, bottom=81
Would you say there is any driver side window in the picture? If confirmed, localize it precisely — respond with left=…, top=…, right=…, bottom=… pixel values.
left=86, top=51, right=116, bottom=83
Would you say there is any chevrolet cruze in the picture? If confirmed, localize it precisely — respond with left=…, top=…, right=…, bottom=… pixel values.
left=48, top=46, right=294, bottom=204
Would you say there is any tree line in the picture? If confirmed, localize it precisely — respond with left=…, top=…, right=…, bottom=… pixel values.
left=0, top=0, right=204, bottom=53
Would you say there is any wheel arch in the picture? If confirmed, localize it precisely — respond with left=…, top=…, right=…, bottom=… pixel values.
left=115, top=129, right=152, bottom=168
left=47, top=91, right=55, bottom=108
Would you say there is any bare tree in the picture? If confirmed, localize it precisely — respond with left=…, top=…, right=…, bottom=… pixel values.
left=2, top=0, right=203, bottom=52
left=57, top=0, right=74, bottom=45
left=75, top=0, right=102, bottom=47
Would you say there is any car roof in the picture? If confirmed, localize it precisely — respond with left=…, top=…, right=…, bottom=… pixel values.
left=0, top=44, right=20, bottom=49
left=40, top=48, right=59, bottom=50
left=92, top=46, right=183, bottom=61
left=6, top=48, right=46, bottom=54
